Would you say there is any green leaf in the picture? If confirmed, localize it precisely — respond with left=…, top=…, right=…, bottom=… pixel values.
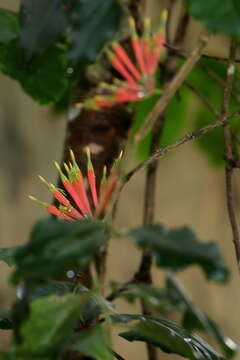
left=0, top=309, right=12, bottom=330
left=68, top=0, right=123, bottom=63
left=17, top=294, right=81, bottom=356
left=0, top=41, right=69, bottom=104
left=112, top=314, right=223, bottom=360
left=0, top=246, right=20, bottom=266
left=131, top=224, right=229, bottom=282
left=0, top=9, right=19, bottom=43
left=71, top=325, right=113, bottom=360
left=185, top=0, right=240, bottom=37
left=183, top=310, right=238, bottom=359
left=112, top=283, right=182, bottom=314
left=167, top=275, right=237, bottom=358
left=19, top=0, right=66, bottom=58
left=12, top=218, right=108, bottom=284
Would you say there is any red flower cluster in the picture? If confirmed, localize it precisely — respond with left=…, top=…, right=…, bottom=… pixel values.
left=29, top=149, right=121, bottom=221
left=77, top=17, right=165, bottom=109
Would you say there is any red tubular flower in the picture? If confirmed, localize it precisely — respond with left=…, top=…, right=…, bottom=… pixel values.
left=29, top=149, right=121, bottom=222
left=76, top=15, right=166, bottom=110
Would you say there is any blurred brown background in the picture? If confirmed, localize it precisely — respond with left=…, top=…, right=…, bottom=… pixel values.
left=0, top=0, right=240, bottom=358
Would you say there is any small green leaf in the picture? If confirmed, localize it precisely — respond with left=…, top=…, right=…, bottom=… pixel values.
left=112, top=314, right=223, bottom=360
left=0, top=9, right=19, bottom=43
left=68, top=0, right=123, bottom=63
left=72, top=325, right=113, bottom=360
left=12, top=218, right=108, bottom=284
left=0, top=246, right=20, bottom=266
left=19, top=0, right=66, bottom=58
left=0, top=41, right=69, bottom=104
left=185, top=0, right=240, bottom=37
left=17, top=294, right=81, bottom=355
left=0, top=309, right=12, bottom=330
left=131, top=224, right=229, bottom=282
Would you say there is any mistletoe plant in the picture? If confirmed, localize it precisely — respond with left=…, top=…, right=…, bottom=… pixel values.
left=0, top=1, right=240, bottom=360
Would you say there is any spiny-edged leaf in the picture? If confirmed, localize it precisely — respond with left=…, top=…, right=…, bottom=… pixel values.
left=0, top=41, right=69, bottom=104
left=185, top=0, right=240, bottom=37
left=19, top=0, right=66, bottom=58
left=68, top=0, right=123, bottom=63
left=0, top=309, right=12, bottom=330
left=0, top=246, right=20, bottom=266
left=0, top=9, right=19, bottom=43
left=167, top=275, right=237, bottom=358
left=71, top=325, right=113, bottom=360
left=112, top=314, right=223, bottom=360
left=130, top=224, right=229, bottom=282
left=17, top=294, right=82, bottom=355
left=11, top=218, right=108, bottom=284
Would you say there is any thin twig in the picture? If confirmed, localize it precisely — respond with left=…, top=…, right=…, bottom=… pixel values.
left=184, top=81, right=220, bottom=117
left=137, top=116, right=165, bottom=360
left=164, top=42, right=240, bottom=63
left=198, top=63, right=240, bottom=104
left=116, top=111, right=240, bottom=195
left=136, top=34, right=209, bottom=140
left=222, top=39, right=240, bottom=267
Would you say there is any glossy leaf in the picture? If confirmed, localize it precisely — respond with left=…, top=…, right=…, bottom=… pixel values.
left=167, top=275, right=238, bottom=358
left=0, top=9, right=19, bottom=43
left=0, top=246, right=20, bottom=266
left=112, top=314, right=223, bottom=360
left=185, top=0, right=240, bottom=37
left=19, top=0, right=66, bottom=58
left=131, top=224, right=229, bottom=282
left=0, top=41, right=69, bottom=104
left=183, top=310, right=238, bottom=359
left=12, top=218, right=108, bottom=284
left=71, top=325, right=112, bottom=360
left=68, top=0, right=123, bottom=63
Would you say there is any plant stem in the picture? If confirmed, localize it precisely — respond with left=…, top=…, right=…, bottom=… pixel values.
left=164, top=42, right=240, bottom=63
left=133, top=115, right=165, bottom=360
left=116, top=110, right=240, bottom=195
left=222, top=39, right=240, bottom=268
